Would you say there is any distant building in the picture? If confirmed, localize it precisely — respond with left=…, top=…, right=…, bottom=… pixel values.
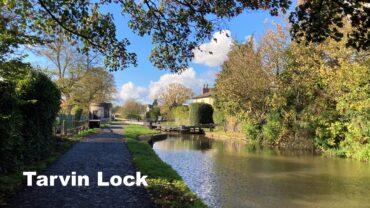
left=89, top=102, right=112, bottom=124
left=145, top=104, right=154, bottom=113
left=192, top=84, right=214, bottom=106
left=145, top=99, right=159, bottom=112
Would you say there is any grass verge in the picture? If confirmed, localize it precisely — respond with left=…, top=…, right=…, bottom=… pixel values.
left=204, top=128, right=246, bottom=140
left=124, top=125, right=207, bottom=208
left=0, top=128, right=99, bottom=206
left=75, top=128, right=99, bottom=138
left=100, top=123, right=111, bottom=128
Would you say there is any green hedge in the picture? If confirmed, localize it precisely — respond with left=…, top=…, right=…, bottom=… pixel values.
left=213, top=107, right=225, bottom=125
left=0, top=70, right=61, bottom=174
left=189, top=103, right=214, bottom=125
left=171, top=105, right=189, bottom=125
left=0, top=81, right=23, bottom=173
left=17, top=70, right=61, bottom=161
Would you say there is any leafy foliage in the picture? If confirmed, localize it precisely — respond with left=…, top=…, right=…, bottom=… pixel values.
left=170, top=105, right=189, bottom=125
left=1, top=0, right=136, bottom=70
left=118, top=99, right=145, bottom=120
left=214, top=38, right=271, bottom=121
left=0, top=81, right=23, bottom=173
left=2, top=0, right=367, bottom=72
left=156, top=83, right=194, bottom=113
left=212, top=107, right=225, bottom=125
left=16, top=70, right=61, bottom=161
left=290, top=0, right=370, bottom=50
left=262, top=113, right=282, bottom=142
left=70, top=67, right=115, bottom=111
left=146, top=107, right=161, bottom=122
left=214, top=23, right=370, bottom=160
left=0, top=68, right=61, bottom=173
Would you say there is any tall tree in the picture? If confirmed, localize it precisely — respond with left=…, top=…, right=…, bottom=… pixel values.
left=119, top=99, right=145, bottom=120
left=157, top=83, right=194, bottom=112
left=214, top=39, right=271, bottom=121
left=260, top=23, right=289, bottom=76
left=70, top=67, right=116, bottom=111
left=31, top=35, right=85, bottom=112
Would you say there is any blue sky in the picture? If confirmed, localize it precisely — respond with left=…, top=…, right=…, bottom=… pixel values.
left=26, top=3, right=297, bottom=105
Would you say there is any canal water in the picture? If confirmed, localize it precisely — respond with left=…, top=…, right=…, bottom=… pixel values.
left=153, top=134, right=370, bottom=208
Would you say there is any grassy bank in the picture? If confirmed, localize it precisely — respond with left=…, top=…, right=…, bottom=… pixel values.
left=124, top=125, right=206, bottom=208
left=204, top=128, right=246, bottom=141
left=0, top=128, right=99, bottom=206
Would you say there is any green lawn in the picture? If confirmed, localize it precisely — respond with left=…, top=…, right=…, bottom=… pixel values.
left=124, top=125, right=207, bottom=208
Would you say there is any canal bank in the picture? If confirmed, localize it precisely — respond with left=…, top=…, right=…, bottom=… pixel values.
left=204, top=128, right=317, bottom=152
left=204, top=129, right=247, bottom=141
left=123, top=125, right=206, bottom=208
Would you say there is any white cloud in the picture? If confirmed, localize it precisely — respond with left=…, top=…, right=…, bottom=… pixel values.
left=192, top=30, right=233, bottom=67
left=116, top=68, right=211, bottom=105
left=149, top=68, right=206, bottom=100
left=118, top=81, right=147, bottom=103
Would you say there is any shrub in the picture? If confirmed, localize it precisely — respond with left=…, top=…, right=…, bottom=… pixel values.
left=146, top=107, right=161, bottom=121
left=16, top=70, right=61, bottom=162
left=213, top=108, right=224, bottom=125
left=1, top=70, right=61, bottom=173
left=189, top=103, right=214, bottom=125
left=262, top=113, right=282, bottom=142
left=171, top=105, right=189, bottom=125
left=243, top=119, right=260, bottom=140
left=0, top=81, right=23, bottom=173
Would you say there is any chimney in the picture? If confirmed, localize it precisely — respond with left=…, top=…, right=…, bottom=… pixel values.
left=202, top=84, right=210, bottom=94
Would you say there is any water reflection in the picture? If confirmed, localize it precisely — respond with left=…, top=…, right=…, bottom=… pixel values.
left=153, top=134, right=370, bottom=208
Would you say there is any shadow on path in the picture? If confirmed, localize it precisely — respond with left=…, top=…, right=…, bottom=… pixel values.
left=8, top=124, right=152, bottom=208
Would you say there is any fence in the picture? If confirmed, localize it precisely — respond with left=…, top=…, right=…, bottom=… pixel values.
left=53, top=114, right=89, bottom=137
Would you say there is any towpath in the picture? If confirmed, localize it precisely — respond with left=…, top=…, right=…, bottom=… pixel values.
left=8, top=123, right=152, bottom=208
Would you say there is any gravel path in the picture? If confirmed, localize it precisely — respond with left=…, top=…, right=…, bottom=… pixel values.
left=8, top=123, right=152, bottom=208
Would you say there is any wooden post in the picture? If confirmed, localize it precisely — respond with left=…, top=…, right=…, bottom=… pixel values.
left=61, top=120, right=66, bottom=136
left=71, top=116, right=74, bottom=129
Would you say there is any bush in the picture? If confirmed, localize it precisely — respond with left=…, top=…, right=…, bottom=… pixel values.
left=16, top=70, right=61, bottom=162
left=213, top=108, right=224, bottom=125
left=1, top=70, right=61, bottom=174
left=0, top=81, right=23, bottom=173
left=170, top=106, right=189, bottom=125
left=189, top=103, right=214, bottom=125
left=243, top=119, right=260, bottom=140
left=262, top=113, right=282, bottom=142
left=146, top=107, right=161, bottom=121
left=125, top=113, right=142, bottom=120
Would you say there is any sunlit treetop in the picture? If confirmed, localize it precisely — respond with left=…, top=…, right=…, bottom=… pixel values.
left=1, top=0, right=368, bottom=73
